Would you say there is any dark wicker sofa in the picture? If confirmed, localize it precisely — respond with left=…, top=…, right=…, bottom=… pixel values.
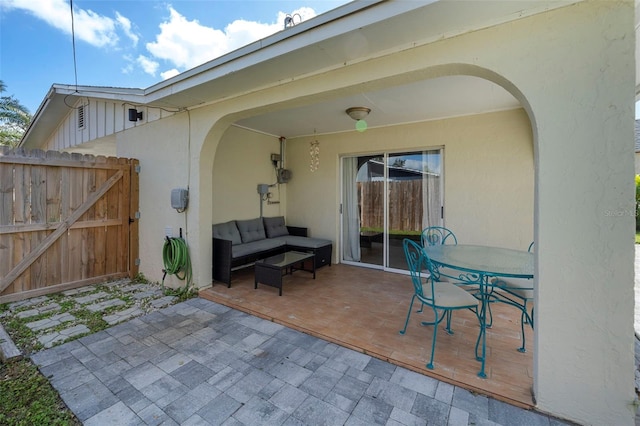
left=212, top=216, right=332, bottom=286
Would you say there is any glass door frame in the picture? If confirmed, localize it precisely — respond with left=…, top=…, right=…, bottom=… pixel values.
left=340, top=147, right=444, bottom=273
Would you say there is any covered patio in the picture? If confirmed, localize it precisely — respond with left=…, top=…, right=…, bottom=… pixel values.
left=19, top=2, right=633, bottom=423
left=200, top=263, right=535, bottom=409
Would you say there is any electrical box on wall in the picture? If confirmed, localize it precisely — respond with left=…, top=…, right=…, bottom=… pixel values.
left=257, top=184, right=270, bottom=195
left=277, top=168, right=291, bottom=184
left=171, top=188, right=189, bottom=211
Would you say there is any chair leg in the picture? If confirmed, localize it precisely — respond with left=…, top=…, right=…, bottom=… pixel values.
left=399, top=295, right=416, bottom=335
left=427, top=308, right=439, bottom=370
left=518, top=309, right=527, bottom=352
left=486, top=297, right=494, bottom=328
left=518, top=302, right=534, bottom=353
left=445, top=310, right=454, bottom=335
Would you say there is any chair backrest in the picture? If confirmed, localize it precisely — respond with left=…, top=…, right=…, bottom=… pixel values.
left=403, top=238, right=437, bottom=303
left=421, top=226, right=457, bottom=247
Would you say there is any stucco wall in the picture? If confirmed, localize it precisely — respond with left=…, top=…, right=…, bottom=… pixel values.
left=116, top=112, right=192, bottom=289
left=111, top=2, right=634, bottom=424
left=211, top=126, right=285, bottom=223
left=284, top=108, right=534, bottom=250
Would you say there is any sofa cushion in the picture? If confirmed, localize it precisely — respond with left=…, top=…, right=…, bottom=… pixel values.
left=232, top=239, right=286, bottom=258
left=272, top=235, right=332, bottom=249
left=237, top=218, right=266, bottom=243
left=263, top=216, right=289, bottom=238
left=212, top=221, right=242, bottom=245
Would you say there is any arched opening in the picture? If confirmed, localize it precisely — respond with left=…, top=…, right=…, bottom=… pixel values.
left=198, top=64, right=539, bottom=407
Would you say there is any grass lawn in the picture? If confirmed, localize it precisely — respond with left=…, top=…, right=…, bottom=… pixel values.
left=0, top=275, right=197, bottom=425
left=637, top=232, right=640, bottom=244
left=0, top=359, right=81, bottom=425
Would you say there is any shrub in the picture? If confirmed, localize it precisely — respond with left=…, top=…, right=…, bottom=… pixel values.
left=636, top=175, right=640, bottom=231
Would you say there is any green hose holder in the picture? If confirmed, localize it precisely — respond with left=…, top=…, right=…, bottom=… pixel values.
left=162, top=235, right=192, bottom=288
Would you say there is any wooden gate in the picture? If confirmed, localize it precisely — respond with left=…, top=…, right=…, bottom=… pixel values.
left=0, top=148, right=139, bottom=303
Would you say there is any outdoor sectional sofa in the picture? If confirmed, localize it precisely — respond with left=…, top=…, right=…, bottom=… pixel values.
left=212, top=216, right=333, bottom=286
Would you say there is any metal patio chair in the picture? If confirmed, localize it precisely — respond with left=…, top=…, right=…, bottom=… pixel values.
left=420, top=226, right=462, bottom=282
left=421, top=226, right=457, bottom=246
left=491, top=241, right=534, bottom=352
left=400, top=238, right=479, bottom=370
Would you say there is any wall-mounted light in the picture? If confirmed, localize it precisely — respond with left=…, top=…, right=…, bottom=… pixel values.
left=128, top=108, right=143, bottom=122
left=346, top=107, right=370, bottom=132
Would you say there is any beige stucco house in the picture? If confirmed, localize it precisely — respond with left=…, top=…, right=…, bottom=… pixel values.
left=635, top=120, right=640, bottom=174
left=18, top=1, right=637, bottom=424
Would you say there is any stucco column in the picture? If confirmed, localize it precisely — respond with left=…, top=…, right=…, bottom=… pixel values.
left=521, top=2, right=635, bottom=424
left=188, top=108, right=230, bottom=289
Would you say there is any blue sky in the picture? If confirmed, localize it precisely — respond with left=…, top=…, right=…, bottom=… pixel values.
left=1, top=0, right=350, bottom=115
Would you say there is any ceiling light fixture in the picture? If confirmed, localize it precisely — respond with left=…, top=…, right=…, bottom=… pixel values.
left=346, top=107, right=371, bottom=132
left=345, top=107, right=371, bottom=121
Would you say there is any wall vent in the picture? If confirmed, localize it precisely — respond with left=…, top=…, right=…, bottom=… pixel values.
left=77, top=105, right=85, bottom=129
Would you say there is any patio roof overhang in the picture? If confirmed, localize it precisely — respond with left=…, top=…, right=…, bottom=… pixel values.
left=20, top=0, right=579, bottom=147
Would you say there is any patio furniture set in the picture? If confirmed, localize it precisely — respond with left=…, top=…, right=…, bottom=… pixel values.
left=212, top=216, right=332, bottom=295
left=402, top=226, right=534, bottom=378
left=212, top=218, right=533, bottom=378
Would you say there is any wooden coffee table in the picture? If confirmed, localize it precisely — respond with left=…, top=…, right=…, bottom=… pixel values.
left=254, top=251, right=315, bottom=296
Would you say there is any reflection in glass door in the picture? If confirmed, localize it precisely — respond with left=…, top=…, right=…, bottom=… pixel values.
left=341, top=150, right=442, bottom=271
left=342, top=155, right=384, bottom=266
left=386, top=151, right=443, bottom=270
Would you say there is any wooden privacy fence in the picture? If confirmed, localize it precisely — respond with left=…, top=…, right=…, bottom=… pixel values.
left=359, top=179, right=441, bottom=232
left=0, top=147, right=139, bottom=303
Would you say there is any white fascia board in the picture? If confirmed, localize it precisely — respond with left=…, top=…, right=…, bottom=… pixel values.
left=51, top=84, right=147, bottom=104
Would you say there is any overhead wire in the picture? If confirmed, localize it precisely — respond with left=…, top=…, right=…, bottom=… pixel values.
left=69, top=0, right=79, bottom=92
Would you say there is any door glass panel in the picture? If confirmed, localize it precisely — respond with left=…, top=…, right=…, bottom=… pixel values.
left=357, top=156, right=384, bottom=266
left=342, top=150, right=442, bottom=271
left=387, top=150, right=442, bottom=270
left=342, top=155, right=384, bottom=266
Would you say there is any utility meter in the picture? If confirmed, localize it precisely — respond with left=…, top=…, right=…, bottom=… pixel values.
left=171, top=188, right=189, bottom=211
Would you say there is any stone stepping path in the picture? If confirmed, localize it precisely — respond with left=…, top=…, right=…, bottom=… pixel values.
left=75, top=291, right=110, bottom=305
left=86, top=298, right=127, bottom=313
left=38, top=324, right=91, bottom=348
left=26, top=313, right=76, bottom=332
left=0, top=323, right=21, bottom=361
left=0, top=280, right=182, bottom=358
left=103, top=307, right=144, bottom=325
left=16, top=303, right=61, bottom=319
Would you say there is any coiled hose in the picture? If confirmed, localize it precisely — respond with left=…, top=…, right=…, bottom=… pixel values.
left=162, top=236, right=192, bottom=287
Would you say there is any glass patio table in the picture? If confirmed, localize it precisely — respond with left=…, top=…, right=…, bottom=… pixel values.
left=423, top=244, right=534, bottom=378
left=254, top=251, right=316, bottom=296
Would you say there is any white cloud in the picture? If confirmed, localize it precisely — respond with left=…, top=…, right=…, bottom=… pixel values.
left=3, top=0, right=137, bottom=48
left=116, top=12, right=139, bottom=47
left=161, top=69, right=180, bottom=80
left=121, top=60, right=134, bottom=75
left=146, top=6, right=317, bottom=74
left=137, top=55, right=159, bottom=76
left=5, top=0, right=320, bottom=81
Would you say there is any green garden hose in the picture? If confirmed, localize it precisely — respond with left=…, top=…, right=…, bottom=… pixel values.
left=162, top=236, right=192, bottom=288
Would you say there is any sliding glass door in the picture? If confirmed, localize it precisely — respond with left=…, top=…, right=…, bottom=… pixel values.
left=341, top=149, right=443, bottom=271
